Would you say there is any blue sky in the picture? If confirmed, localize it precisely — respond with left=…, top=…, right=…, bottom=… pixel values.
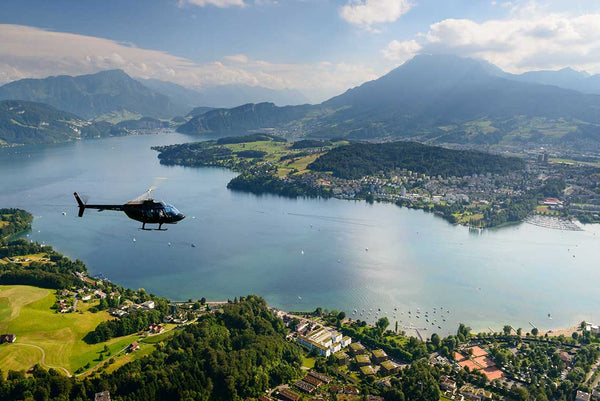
left=2, top=0, right=600, bottom=101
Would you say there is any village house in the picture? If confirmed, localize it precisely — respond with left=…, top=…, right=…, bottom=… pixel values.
left=141, top=300, right=155, bottom=310
left=0, top=334, right=16, bottom=343
left=127, top=341, right=139, bottom=352
left=148, top=323, right=163, bottom=334
left=94, top=391, right=111, bottom=401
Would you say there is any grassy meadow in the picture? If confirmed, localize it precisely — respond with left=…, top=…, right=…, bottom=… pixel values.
left=0, top=285, right=142, bottom=376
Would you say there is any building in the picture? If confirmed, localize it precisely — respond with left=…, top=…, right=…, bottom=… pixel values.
left=380, top=360, right=400, bottom=375
left=81, top=294, right=92, bottom=301
left=307, top=371, right=332, bottom=384
left=297, top=326, right=345, bottom=357
left=356, top=354, right=371, bottom=367
left=372, top=349, right=388, bottom=364
left=294, top=380, right=316, bottom=393
left=440, top=376, right=457, bottom=392
left=333, top=351, right=350, bottom=366
left=258, top=396, right=273, bottom=401
left=302, top=375, right=322, bottom=388
left=349, top=342, right=366, bottom=356
left=279, top=389, right=300, bottom=401
left=94, top=391, right=111, bottom=401
left=360, top=365, right=376, bottom=376
left=141, top=300, right=155, bottom=309
left=0, top=334, right=16, bottom=343
left=128, top=341, right=139, bottom=352
left=94, top=290, right=106, bottom=299
left=577, top=391, right=591, bottom=401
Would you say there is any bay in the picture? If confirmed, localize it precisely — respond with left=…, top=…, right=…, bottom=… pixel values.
left=1, top=132, right=599, bottom=336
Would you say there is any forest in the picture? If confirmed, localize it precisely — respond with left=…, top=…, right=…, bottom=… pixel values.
left=308, top=141, right=525, bottom=179
left=0, top=296, right=305, bottom=401
left=0, top=208, right=33, bottom=239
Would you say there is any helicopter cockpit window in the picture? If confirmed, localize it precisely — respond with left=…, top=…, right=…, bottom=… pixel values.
left=164, top=205, right=180, bottom=217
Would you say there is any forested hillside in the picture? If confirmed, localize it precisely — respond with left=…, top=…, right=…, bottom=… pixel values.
left=308, top=141, right=525, bottom=179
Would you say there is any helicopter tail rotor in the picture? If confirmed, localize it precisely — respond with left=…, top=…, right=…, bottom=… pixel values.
left=74, top=192, right=86, bottom=217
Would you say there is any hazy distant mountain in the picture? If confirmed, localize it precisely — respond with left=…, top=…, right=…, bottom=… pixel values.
left=0, top=100, right=125, bottom=145
left=139, top=78, right=310, bottom=108
left=509, top=68, right=600, bottom=95
left=178, top=54, right=600, bottom=148
left=0, top=70, right=186, bottom=121
left=178, top=103, right=314, bottom=135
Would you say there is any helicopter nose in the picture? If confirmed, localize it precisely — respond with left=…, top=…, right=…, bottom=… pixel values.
left=177, top=213, right=185, bottom=221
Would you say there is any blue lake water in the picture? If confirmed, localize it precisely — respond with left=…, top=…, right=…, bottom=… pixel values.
left=1, top=132, right=599, bottom=336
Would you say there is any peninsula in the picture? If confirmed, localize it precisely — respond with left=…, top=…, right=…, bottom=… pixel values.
left=153, top=134, right=600, bottom=228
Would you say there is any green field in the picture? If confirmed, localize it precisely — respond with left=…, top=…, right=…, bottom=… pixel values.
left=0, top=285, right=143, bottom=376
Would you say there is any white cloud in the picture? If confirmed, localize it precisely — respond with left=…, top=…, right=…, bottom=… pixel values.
left=340, top=0, right=413, bottom=31
left=0, top=24, right=376, bottom=102
left=224, top=54, right=250, bottom=63
left=178, top=0, right=246, bottom=8
left=381, top=39, right=421, bottom=61
left=382, top=8, right=600, bottom=73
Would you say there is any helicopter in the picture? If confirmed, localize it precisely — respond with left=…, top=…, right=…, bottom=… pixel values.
left=74, top=189, right=185, bottom=230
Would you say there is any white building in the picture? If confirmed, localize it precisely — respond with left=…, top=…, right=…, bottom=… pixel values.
left=297, top=327, right=351, bottom=357
left=141, top=300, right=155, bottom=310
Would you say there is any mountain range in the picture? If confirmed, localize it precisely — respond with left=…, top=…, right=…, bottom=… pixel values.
left=3, top=56, right=600, bottom=148
left=0, top=70, right=185, bottom=121
left=139, top=79, right=310, bottom=109
left=178, top=55, right=600, bottom=148
left=0, top=100, right=125, bottom=145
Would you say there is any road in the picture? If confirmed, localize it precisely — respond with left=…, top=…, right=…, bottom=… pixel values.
left=13, top=343, right=72, bottom=377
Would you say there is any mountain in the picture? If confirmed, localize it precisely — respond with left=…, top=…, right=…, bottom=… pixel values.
left=0, top=100, right=125, bottom=145
left=0, top=70, right=186, bottom=121
left=177, top=102, right=314, bottom=135
left=139, top=78, right=310, bottom=109
left=178, top=54, right=600, bottom=148
left=510, top=68, right=600, bottom=95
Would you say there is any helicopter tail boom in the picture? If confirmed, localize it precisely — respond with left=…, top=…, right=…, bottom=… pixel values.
left=74, top=192, right=124, bottom=217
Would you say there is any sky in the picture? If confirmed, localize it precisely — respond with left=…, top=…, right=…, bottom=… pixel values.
left=2, top=0, right=600, bottom=101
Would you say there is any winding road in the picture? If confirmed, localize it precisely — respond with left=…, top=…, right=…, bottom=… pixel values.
left=13, top=343, right=72, bottom=377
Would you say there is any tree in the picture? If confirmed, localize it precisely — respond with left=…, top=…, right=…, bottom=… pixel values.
left=337, top=311, right=346, bottom=321
left=200, top=297, right=206, bottom=305
left=431, top=333, right=441, bottom=348
left=503, top=325, right=513, bottom=336
left=376, top=317, right=390, bottom=335
left=531, top=327, right=539, bottom=336
left=517, top=327, right=522, bottom=336
left=314, top=307, right=322, bottom=316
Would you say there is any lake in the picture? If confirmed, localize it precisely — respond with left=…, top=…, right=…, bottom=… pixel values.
left=1, top=132, right=599, bottom=336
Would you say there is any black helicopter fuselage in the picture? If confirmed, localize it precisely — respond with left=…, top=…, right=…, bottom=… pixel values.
left=74, top=192, right=185, bottom=230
